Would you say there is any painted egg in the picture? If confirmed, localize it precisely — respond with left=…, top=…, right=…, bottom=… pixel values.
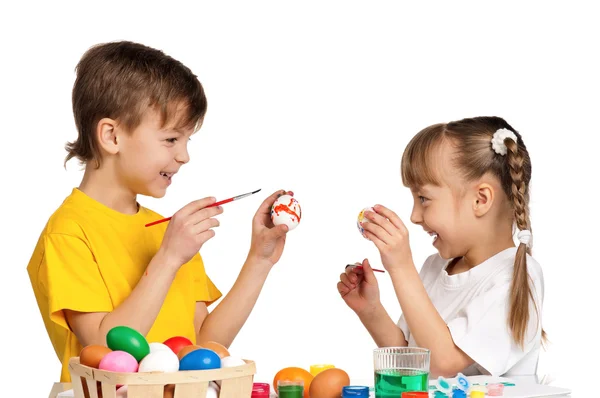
left=106, top=326, right=150, bottom=362
left=179, top=348, right=221, bottom=371
left=138, top=350, right=179, bottom=373
left=309, top=368, right=350, bottom=398
left=79, top=345, right=112, bottom=368
left=98, top=350, right=139, bottom=373
left=163, top=336, right=193, bottom=356
left=271, top=194, right=301, bottom=230
left=199, top=341, right=230, bottom=359
left=357, top=207, right=374, bottom=238
left=177, top=344, right=203, bottom=360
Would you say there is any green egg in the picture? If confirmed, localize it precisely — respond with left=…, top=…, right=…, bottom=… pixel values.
left=106, top=326, right=150, bottom=362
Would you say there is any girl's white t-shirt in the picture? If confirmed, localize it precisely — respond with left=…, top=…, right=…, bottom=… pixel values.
left=397, top=247, right=544, bottom=377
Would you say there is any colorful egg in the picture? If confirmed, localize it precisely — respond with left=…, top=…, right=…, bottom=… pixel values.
left=163, top=336, right=193, bottom=356
left=179, top=348, right=221, bottom=371
left=199, top=341, right=230, bottom=358
left=138, top=350, right=179, bottom=373
left=80, top=345, right=112, bottom=368
left=357, top=207, right=374, bottom=238
left=106, top=326, right=150, bottom=362
left=271, top=194, right=301, bottom=230
left=177, top=344, right=203, bottom=360
left=98, top=350, right=139, bottom=373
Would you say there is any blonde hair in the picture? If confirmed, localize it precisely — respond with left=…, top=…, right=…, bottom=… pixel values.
left=401, top=116, right=546, bottom=348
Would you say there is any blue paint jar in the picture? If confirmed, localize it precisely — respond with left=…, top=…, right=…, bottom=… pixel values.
left=342, top=386, right=370, bottom=397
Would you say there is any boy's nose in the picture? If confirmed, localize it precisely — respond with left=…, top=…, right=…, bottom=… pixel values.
left=175, top=146, right=190, bottom=164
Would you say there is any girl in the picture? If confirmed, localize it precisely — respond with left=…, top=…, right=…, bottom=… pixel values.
left=338, top=116, right=546, bottom=377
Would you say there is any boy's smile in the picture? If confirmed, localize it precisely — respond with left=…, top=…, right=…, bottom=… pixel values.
left=115, top=106, right=193, bottom=199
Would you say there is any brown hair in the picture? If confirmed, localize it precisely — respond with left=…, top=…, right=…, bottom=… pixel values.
left=65, top=41, right=207, bottom=168
left=401, top=116, right=546, bottom=348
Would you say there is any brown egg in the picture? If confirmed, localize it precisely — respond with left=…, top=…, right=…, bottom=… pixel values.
left=80, top=345, right=112, bottom=368
left=309, top=368, right=350, bottom=398
left=177, top=344, right=202, bottom=360
left=198, top=341, right=230, bottom=358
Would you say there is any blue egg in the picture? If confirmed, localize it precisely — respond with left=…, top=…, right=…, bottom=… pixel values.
left=179, top=348, right=221, bottom=371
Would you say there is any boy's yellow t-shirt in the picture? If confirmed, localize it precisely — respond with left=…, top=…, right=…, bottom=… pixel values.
left=26, top=188, right=222, bottom=382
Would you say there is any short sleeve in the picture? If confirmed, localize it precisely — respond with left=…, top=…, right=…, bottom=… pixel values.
left=447, top=278, right=542, bottom=376
left=190, top=254, right=222, bottom=306
left=39, top=233, right=113, bottom=330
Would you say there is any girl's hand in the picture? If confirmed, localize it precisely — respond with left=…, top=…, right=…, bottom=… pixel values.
left=337, top=259, right=381, bottom=316
left=247, top=190, right=292, bottom=267
left=360, top=204, right=415, bottom=272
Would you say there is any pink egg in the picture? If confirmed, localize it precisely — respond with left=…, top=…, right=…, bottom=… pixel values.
left=99, top=350, right=139, bottom=373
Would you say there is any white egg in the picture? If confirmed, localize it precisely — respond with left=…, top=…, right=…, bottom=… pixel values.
left=148, top=342, right=172, bottom=353
left=138, top=350, right=179, bottom=373
left=220, top=356, right=246, bottom=367
left=271, top=194, right=301, bottom=230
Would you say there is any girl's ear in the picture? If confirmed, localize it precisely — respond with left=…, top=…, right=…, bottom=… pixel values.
left=474, top=182, right=494, bottom=217
left=96, top=117, right=120, bottom=155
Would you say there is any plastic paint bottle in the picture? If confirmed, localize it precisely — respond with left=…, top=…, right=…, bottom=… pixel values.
left=342, top=386, right=370, bottom=397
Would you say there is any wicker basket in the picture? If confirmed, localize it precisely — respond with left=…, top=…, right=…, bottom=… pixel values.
left=68, top=356, right=257, bottom=398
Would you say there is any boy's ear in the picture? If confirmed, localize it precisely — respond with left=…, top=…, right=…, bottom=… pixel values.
left=474, top=182, right=494, bottom=217
left=96, top=118, right=120, bottom=155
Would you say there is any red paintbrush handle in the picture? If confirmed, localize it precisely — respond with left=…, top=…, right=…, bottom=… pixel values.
left=144, top=197, right=235, bottom=227
left=355, top=265, right=386, bottom=273
left=208, top=197, right=234, bottom=207
left=144, top=217, right=172, bottom=227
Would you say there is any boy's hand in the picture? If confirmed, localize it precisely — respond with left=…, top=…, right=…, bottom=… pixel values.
left=158, top=196, right=223, bottom=268
left=360, top=205, right=414, bottom=272
left=337, top=259, right=381, bottom=316
left=247, top=190, right=291, bottom=267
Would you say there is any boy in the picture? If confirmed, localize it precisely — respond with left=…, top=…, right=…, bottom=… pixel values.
left=26, top=41, right=291, bottom=382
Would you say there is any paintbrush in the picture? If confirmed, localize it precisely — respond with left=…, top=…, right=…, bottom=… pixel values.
left=346, top=264, right=386, bottom=273
left=145, top=188, right=261, bottom=227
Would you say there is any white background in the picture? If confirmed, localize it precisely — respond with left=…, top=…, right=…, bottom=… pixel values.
left=1, top=1, right=598, bottom=396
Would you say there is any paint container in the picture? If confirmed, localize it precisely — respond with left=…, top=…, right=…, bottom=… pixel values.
left=487, top=383, right=505, bottom=396
left=251, top=382, right=270, bottom=398
left=277, top=380, right=304, bottom=398
left=342, top=386, right=370, bottom=397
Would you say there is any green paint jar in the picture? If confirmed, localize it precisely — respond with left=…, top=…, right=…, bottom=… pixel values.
left=277, top=380, right=304, bottom=398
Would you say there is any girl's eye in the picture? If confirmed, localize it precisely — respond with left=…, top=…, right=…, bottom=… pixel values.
left=166, top=138, right=177, bottom=143
left=419, top=196, right=428, bottom=204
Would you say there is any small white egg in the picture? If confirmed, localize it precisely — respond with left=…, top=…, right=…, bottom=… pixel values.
left=271, top=194, right=301, bottom=230
left=138, top=350, right=179, bottom=373
left=149, top=342, right=172, bottom=353
left=221, top=356, right=246, bottom=367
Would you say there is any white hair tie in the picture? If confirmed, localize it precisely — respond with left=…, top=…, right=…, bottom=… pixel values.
left=491, top=128, right=518, bottom=156
left=518, top=229, right=532, bottom=246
